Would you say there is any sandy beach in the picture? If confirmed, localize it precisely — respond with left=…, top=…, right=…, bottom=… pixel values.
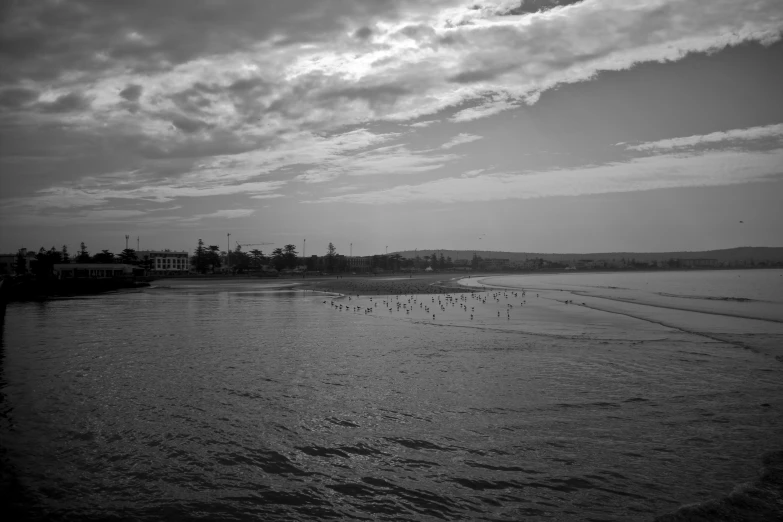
left=313, top=277, right=700, bottom=342
left=294, top=272, right=479, bottom=296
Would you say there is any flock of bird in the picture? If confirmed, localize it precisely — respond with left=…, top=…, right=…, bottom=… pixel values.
left=323, top=289, right=531, bottom=322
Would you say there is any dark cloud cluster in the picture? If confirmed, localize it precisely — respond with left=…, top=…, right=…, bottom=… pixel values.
left=503, top=0, right=585, bottom=16
left=169, top=114, right=211, bottom=134
left=39, top=92, right=92, bottom=113
left=354, top=26, right=374, bottom=40
left=0, top=0, right=413, bottom=83
left=0, top=87, right=38, bottom=109
left=119, top=84, right=143, bottom=102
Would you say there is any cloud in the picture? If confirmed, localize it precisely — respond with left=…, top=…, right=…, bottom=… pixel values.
left=354, top=26, right=374, bottom=40
left=0, top=87, right=39, bottom=109
left=408, top=120, right=439, bottom=128
left=169, top=114, right=211, bottom=134
left=2, top=0, right=783, bottom=225
left=450, top=99, right=518, bottom=122
left=83, top=209, right=147, bottom=219
left=440, top=132, right=483, bottom=149
left=2, top=127, right=407, bottom=213
left=119, top=84, right=143, bottom=102
left=503, top=0, right=585, bottom=16
left=314, top=148, right=783, bottom=204
left=0, top=0, right=411, bottom=82
left=295, top=143, right=456, bottom=183
left=37, top=92, right=92, bottom=113
left=18, top=180, right=287, bottom=210
left=5, top=0, right=781, bottom=137
left=627, top=123, right=783, bottom=151
left=145, top=205, right=183, bottom=212
left=187, top=209, right=256, bottom=220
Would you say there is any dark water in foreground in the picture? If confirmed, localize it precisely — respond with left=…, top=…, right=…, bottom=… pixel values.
left=1, top=275, right=782, bottom=520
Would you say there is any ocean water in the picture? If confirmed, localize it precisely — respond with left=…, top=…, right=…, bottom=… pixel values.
left=1, top=271, right=782, bottom=521
left=464, top=269, right=783, bottom=322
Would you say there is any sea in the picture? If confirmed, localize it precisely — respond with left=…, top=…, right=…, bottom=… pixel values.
left=1, top=269, right=782, bottom=520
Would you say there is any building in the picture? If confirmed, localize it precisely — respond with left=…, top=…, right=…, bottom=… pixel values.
left=0, top=249, right=35, bottom=275
left=0, top=253, right=18, bottom=274
left=53, top=263, right=135, bottom=279
left=136, top=250, right=190, bottom=274
left=307, top=254, right=376, bottom=272
left=347, top=256, right=371, bottom=272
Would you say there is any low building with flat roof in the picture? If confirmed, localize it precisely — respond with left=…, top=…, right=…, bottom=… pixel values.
left=54, top=264, right=135, bottom=279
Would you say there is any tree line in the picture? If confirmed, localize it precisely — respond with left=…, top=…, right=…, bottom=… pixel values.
left=9, top=243, right=144, bottom=277
left=9, top=240, right=461, bottom=278
left=191, top=240, right=300, bottom=274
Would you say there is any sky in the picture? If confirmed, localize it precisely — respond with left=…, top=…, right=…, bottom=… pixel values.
left=1, top=0, right=782, bottom=257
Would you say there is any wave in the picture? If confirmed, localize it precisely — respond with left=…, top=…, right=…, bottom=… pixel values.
left=657, top=292, right=757, bottom=303
left=655, top=450, right=783, bottom=521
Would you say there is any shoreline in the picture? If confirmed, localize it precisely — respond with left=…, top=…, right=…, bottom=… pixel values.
left=293, top=273, right=486, bottom=296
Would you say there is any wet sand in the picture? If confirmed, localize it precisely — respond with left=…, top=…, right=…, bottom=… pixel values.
left=296, top=272, right=477, bottom=296
left=317, top=282, right=697, bottom=344
left=305, top=272, right=783, bottom=359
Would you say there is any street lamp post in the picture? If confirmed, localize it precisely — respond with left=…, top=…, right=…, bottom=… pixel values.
left=227, top=233, right=231, bottom=273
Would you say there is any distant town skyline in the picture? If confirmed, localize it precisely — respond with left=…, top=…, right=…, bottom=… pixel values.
left=1, top=1, right=782, bottom=255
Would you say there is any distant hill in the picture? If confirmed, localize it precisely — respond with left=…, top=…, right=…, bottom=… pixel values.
left=391, top=247, right=783, bottom=264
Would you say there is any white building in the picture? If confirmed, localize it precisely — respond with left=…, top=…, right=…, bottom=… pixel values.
left=137, top=250, right=190, bottom=274
left=347, top=256, right=371, bottom=271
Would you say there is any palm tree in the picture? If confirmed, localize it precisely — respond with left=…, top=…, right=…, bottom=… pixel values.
left=271, top=247, right=285, bottom=271
left=249, top=249, right=265, bottom=269
left=283, top=244, right=298, bottom=269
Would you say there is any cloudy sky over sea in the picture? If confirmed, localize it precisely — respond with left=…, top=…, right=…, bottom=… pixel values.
left=1, top=0, right=782, bottom=255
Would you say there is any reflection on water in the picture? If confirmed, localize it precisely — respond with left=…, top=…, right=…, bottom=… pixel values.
left=1, top=275, right=782, bottom=520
